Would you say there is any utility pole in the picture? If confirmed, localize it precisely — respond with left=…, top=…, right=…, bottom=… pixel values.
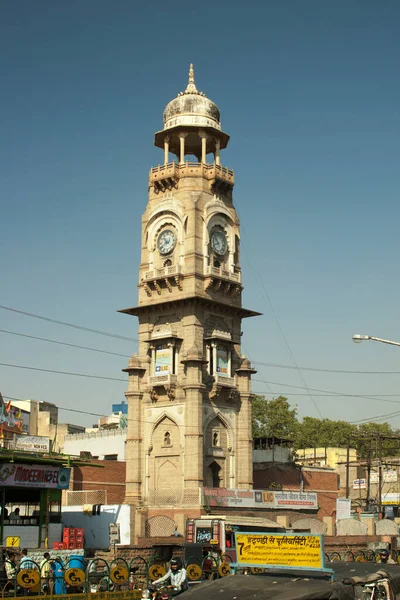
left=346, top=439, right=350, bottom=498
left=378, top=436, right=383, bottom=516
left=366, top=448, right=371, bottom=510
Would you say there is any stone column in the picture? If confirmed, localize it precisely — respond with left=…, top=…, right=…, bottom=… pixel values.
left=123, top=355, right=147, bottom=505
left=200, top=135, right=207, bottom=164
left=179, top=134, right=186, bottom=164
left=164, top=136, right=170, bottom=164
left=215, top=138, right=221, bottom=166
left=181, top=344, right=207, bottom=491
left=235, top=358, right=257, bottom=489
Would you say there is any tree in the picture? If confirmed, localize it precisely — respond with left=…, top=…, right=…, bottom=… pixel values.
left=293, top=417, right=356, bottom=450
left=252, top=395, right=298, bottom=440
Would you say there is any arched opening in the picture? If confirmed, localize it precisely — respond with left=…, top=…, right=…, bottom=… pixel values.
left=210, top=461, right=221, bottom=488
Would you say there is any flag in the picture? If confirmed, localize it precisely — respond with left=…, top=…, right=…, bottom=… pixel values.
left=5, top=401, right=11, bottom=413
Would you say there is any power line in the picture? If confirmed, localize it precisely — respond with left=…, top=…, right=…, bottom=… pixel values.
left=0, top=305, right=138, bottom=343
left=253, top=359, right=400, bottom=376
left=0, top=362, right=127, bottom=382
left=0, top=329, right=130, bottom=358
left=2, top=360, right=400, bottom=406
left=239, top=227, right=322, bottom=419
left=350, top=410, right=400, bottom=424
left=253, top=379, right=400, bottom=405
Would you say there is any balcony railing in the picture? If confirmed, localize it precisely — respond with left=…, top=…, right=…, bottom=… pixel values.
left=214, top=374, right=236, bottom=388
left=150, top=162, right=234, bottom=186
left=149, top=373, right=178, bottom=387
left=205, top=265, right=241, bottom=283
left=144, top=265, right=181, bottom=281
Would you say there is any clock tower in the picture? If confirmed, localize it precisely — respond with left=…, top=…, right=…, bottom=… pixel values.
left=120, top=66, right=259, bottom=540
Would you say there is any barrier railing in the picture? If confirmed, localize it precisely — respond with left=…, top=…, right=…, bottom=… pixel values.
left=0, top=552, right=233, bottom=598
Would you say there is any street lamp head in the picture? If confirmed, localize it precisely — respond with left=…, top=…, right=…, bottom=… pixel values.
left=352, top=334, right=371, bottom=344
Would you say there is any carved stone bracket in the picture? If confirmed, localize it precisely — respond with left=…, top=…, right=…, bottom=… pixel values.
left=228, top=389, right=240, bottom=402
left=166, top=387, right=176, bottom=401
left=148, top=388, right=159, bottom=402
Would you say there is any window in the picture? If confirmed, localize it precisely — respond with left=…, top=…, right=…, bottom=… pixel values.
left=164, top=431, right=171, bottom=446
left=164, top=259, right=172, bottom=267
left=210, top=462, right=221, bottom=488
left=206, top=342, right=232, bottom=377
left=212, top=430, right=220, bottom=447
left=152, top=341, right=178, bottom=376
left=104, top=454, right=118, bottom=461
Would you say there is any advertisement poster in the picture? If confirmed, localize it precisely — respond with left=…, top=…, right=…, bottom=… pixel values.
left=216, top=345, right=229, bottom=376
left=235, top=533, right=323, bottom=569
left=14, top=435, right=50, bottom=452
left=155, top=344, right=170, bottom=375
left=336, top=498, right=351, bottom=520
left=0, top=463, right=71, bottom=489
left=203, top=488, right=317, bottom=511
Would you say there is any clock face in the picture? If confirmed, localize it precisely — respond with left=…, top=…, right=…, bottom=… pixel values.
left=157, top=229, right=176, bottom=255
left=211, top=230, right=227, bottom=256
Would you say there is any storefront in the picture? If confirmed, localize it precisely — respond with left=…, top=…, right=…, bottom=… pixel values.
left=0, top=457, right=71, bottom=548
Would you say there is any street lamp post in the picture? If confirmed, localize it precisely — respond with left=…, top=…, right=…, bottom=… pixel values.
left=352, top=333, right=400, bottom=516
left=352, top=334, right=400, bottom=348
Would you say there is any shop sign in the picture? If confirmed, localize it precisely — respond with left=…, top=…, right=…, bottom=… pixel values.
left=16, top=569, right=41, bottom=589
left=0, top=463, right=70, bottom=489
left=65, top=568, right=86, bottom=586
left=203, top=488, right=318, bottom=510
left=14, top=435, right=50, bottom=452
left=195, top=526, right=212, bottom=543
left=336, top=498, right=351, bottom=521
left=17, top=593, right=143, bottom=600
left=370, top=471, right=398, bottom=484
left=353, top=479, right=367, bottom=489
left=6, top=536, right=20, bottom=547
left=109, top=523, right=120, bottom=544
left=235, top=532, right=324, bottom=569
left=110, top=566, right=128, bottom=584
left=382, top=493, right=400, bottom=505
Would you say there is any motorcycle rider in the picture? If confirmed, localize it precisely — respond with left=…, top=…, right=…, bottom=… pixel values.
left=152, top=558, right=188, bottom=596
left=377, top=549, right=396, bottom=564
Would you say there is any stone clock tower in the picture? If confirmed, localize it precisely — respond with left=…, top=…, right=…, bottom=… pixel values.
left=120, top=66, right=259, bottom=539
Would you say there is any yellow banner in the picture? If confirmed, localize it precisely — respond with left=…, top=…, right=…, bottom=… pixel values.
left=16, top=592, right=143, bottom=600
left=235, top=533, right=323, bottom=569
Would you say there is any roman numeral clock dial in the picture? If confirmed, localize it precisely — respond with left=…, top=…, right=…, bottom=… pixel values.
left=211, top=230, right=227, bottom=256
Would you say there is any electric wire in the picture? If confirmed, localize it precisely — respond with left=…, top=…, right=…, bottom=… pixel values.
left=0, top=329, right=130, bottom=358
left=0, top=305, right=138, bottom=343
left=239, top=224, right=322, bottom=418
left=3, top=308, right=400, bottom=374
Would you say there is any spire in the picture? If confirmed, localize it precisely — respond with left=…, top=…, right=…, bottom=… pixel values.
left=185, top=63, right=198, bottom=94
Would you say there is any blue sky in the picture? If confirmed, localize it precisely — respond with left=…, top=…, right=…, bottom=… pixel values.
left=1, top=0, right=400, bottom=429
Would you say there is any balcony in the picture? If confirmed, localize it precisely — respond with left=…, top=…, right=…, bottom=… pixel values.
left=148, top=373, right=178, bottom=402
left=150, top=162, right=234, bottom=194
left=204, top=265, right=242, bottom=296
left=149, top=373, right=178, bottom=387
left=142, top=265, right=183, bottom=296
left=214, top=374, right=236, bottom=388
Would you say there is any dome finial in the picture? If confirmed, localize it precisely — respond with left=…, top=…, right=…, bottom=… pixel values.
left=185, top=63, right=198, bottom=94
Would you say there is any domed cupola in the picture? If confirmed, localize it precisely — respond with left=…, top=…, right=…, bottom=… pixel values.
left=154, top=64, right=230, bottom=161
left=163, top=64, right=221, bottom=131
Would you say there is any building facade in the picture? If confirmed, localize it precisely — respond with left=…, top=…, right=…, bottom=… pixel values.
left=120, top=66, right=259, bottom=538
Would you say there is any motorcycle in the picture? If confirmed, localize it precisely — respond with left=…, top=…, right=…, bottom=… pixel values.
left=142, top=583, right=173, bottom=600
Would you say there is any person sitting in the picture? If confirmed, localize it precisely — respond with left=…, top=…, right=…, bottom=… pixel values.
left=9, top=507, right=21, bottom=521
left=377, top=549, right=396, bottom=564
left=153, top=558, right=188, bottom=596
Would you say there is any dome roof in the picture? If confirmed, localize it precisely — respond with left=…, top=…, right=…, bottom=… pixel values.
left=163, top=65, right=221, bottom=131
